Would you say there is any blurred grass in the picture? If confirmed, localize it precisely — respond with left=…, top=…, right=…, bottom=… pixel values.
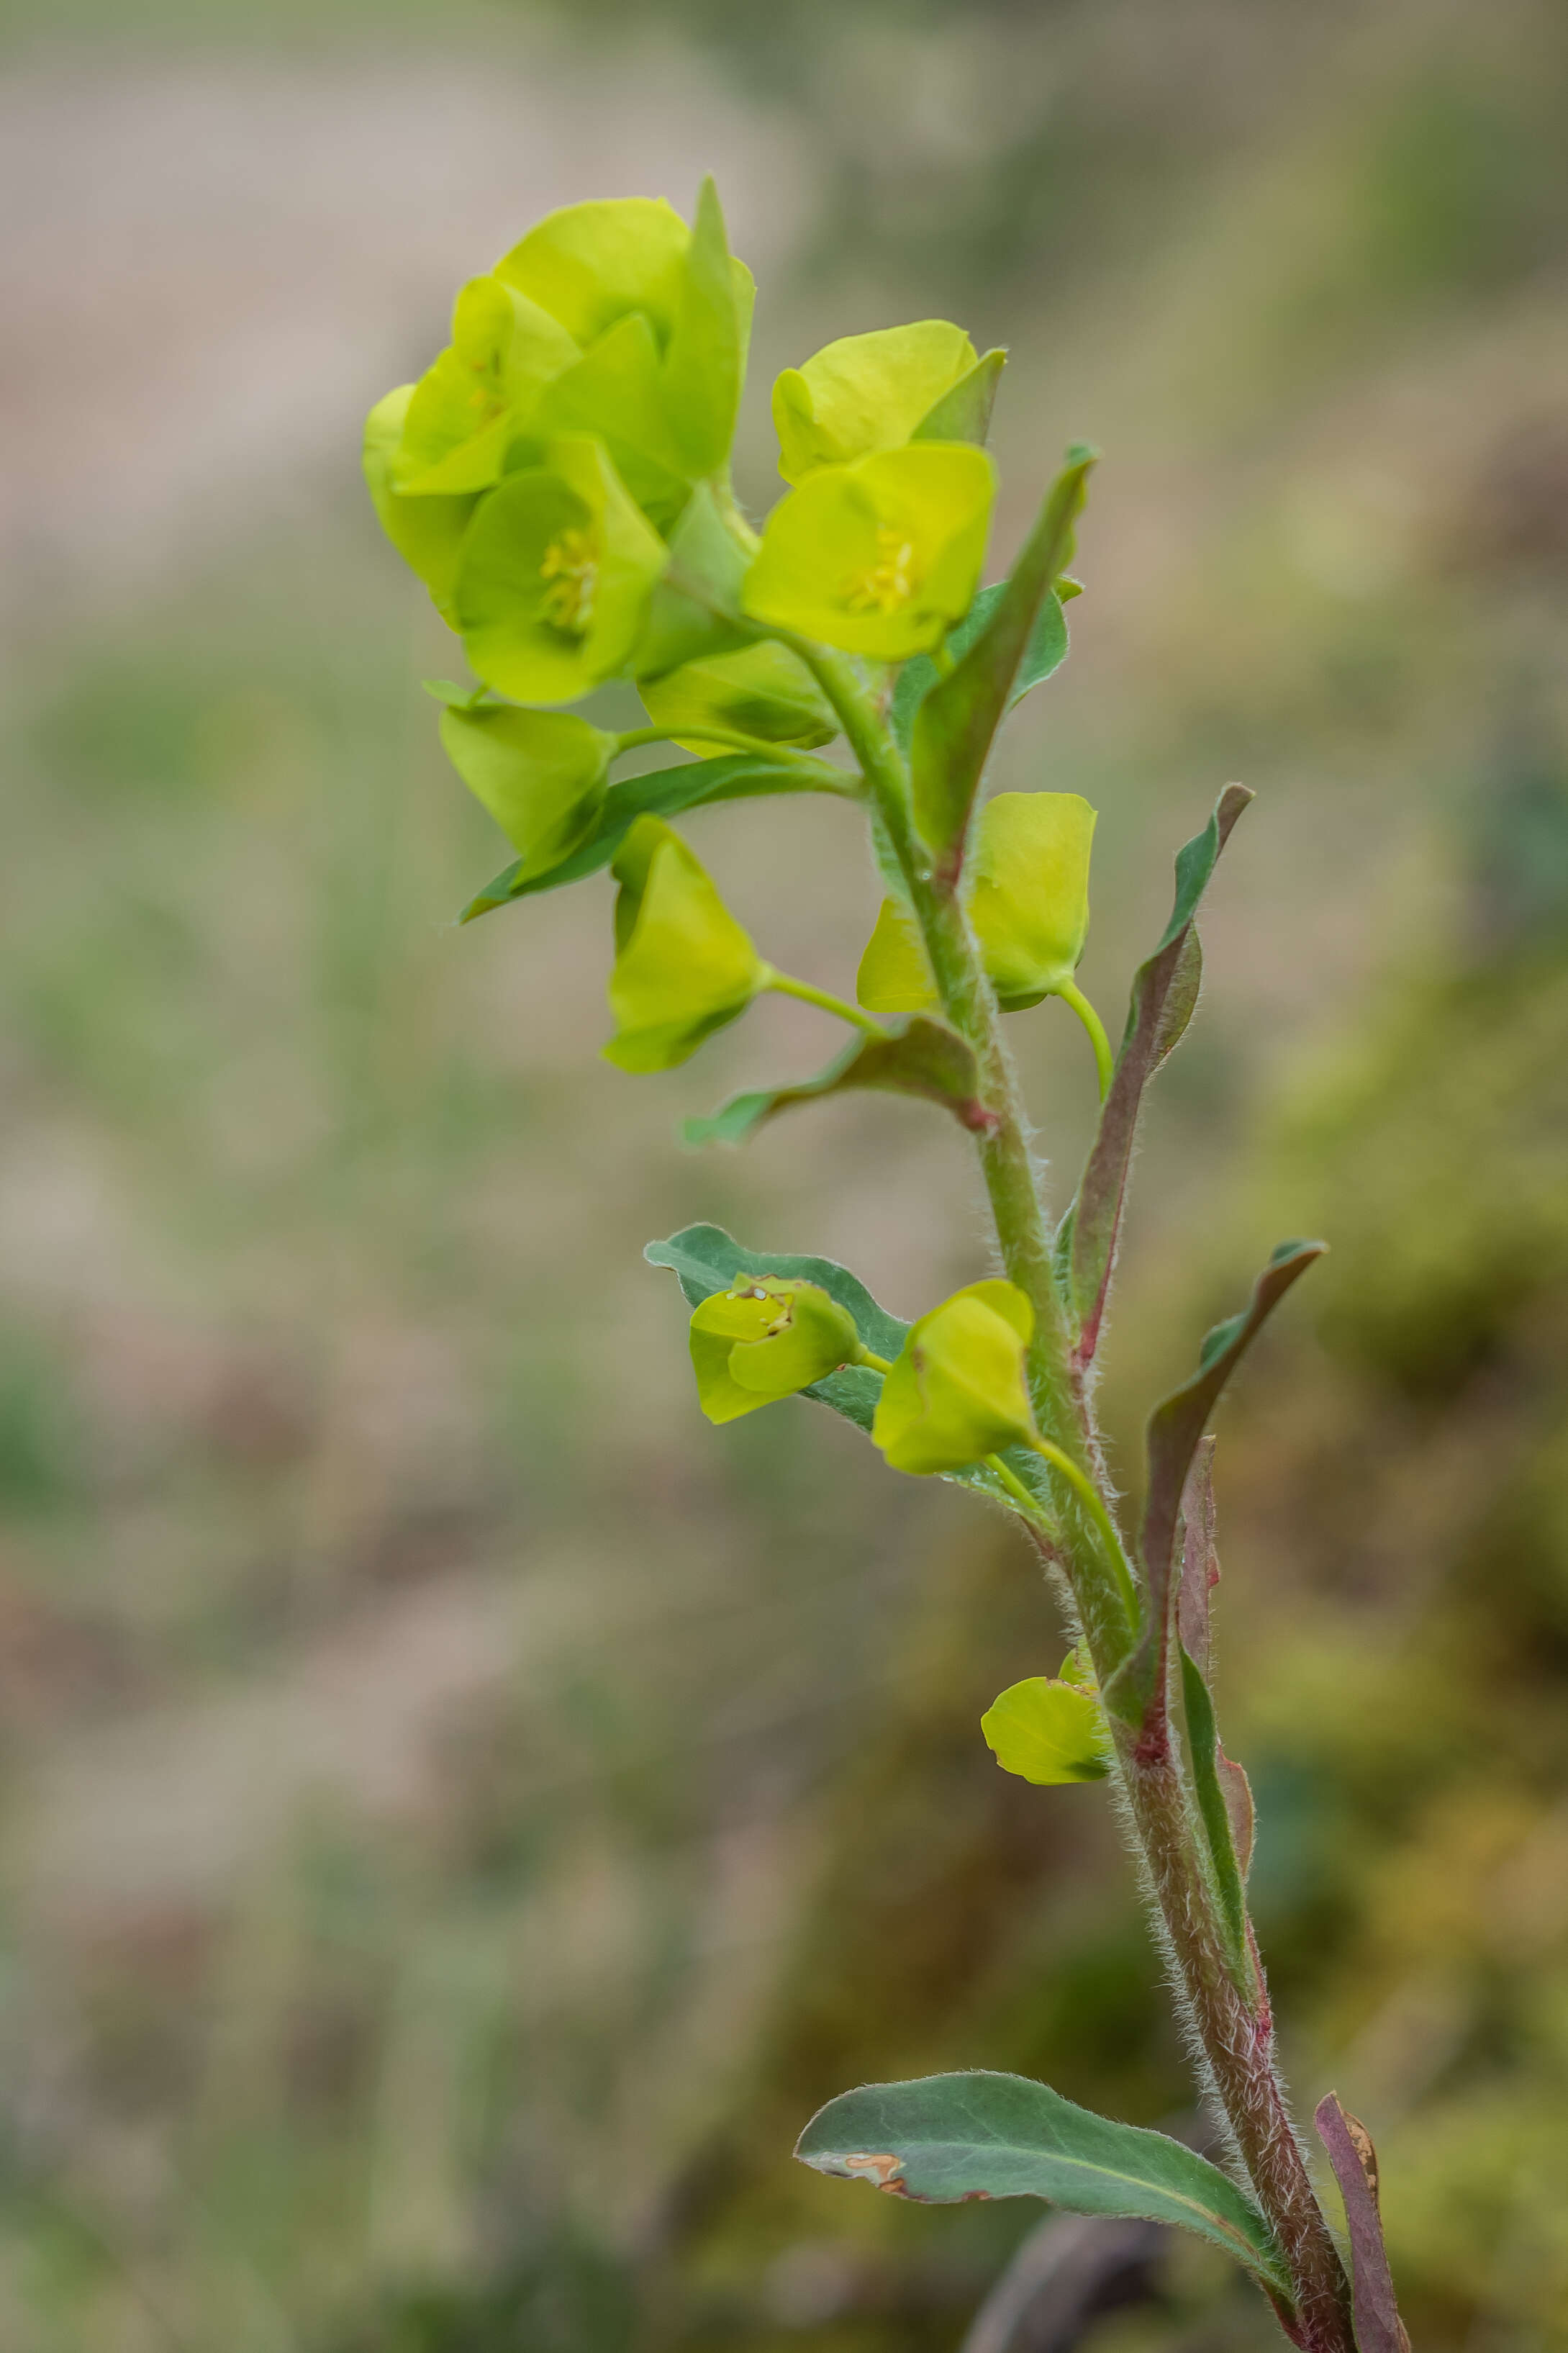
left=0, top=1, right=1566, bottom=2347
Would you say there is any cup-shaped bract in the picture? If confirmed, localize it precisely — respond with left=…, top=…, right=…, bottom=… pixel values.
left=640, top=642, right=838, bottom=754
left=743, top=444, right=995, bottom=661
left=453, top=435, right=668, bottom=703
left=856, top=895, right=936, bottom=1015
left=772, top=321, right=983, bottom=483
left=967, top=792, right=1097, bottom=1010
left=495, top=197, right=694, bottom=353
left=391, top=276, right=581, bottom=498
left=363, top=387, right=478, bottom=621
left=689, top=1277, right=863, bottom=1423
left=872, top=1279, right=1038, bottom=1476
left=439, top=703, right=614, bottom=882
left=856, top=792, right=1097, bottom=1014
left=496, top=188, right=754, bottom=525
left=605, top=816, right=769, bottom=1072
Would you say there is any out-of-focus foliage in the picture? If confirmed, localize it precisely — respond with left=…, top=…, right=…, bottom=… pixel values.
left=1, top=0, right=1566, bottom=2349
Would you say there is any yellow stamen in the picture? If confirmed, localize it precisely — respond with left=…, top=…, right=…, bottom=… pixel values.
left=846, top=526, right=920, bottom=615
left=539, top=528, right=599, bottom=633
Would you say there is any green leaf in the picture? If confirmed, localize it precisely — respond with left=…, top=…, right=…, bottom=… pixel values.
left=663, top=176, right=752, bottom=477
left=604, top=817, right=766, bottom=1072
left=454, top=433, right=668, bottom=704
left=795, top=2072, right=1292, bottom=2305
left=459, top=751, right=846, bottom=923
left=1064, top=785, right=1253, bottom=1362
left=772, top=320, right=982, bottom=482
left=362, top=386, right=478, bottom=621
left=910, top=444, right=1095, bottom=863
left=642, top=641, right=836, bottom=756
left=912, top=347, right=1007, bottom=448
left=872, top=1280, right=1037, bottom=1476
left=682, top=1015, right=991, bottom=1147
left=982, top=1675, right=1108, bottom=1784
left=743, top=443, right=996, bottom=662
left=1314, top=2096, right=1410, bottom=2353
left=889, top=580, right=1068, bottom=756
left=689, top=1277, right=864, bottom=1424
left=1108, top=1241, right=1324, bottom=1728
left=438, top=703, right=613, bottom=882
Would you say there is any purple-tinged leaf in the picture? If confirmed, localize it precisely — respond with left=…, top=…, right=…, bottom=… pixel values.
left=681, top=1015, right=993, bottom=1147
left=1064, top=785, right=1252, bottom=1362
left=910, top=446, right=1096, bottom=867
left=1177, top=1442, right=1256, bottom=1879
left=1314, top=2095, right=1410, bottom=2353
left=1106, top=1241, right=1324, bottom=1730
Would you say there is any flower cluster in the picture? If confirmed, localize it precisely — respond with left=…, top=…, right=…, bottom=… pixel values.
left=365, top=182, right=1100, bottom=1083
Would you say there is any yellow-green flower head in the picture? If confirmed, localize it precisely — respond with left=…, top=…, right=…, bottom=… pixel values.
left=605, top=816, right=768, bottom=1072
left=495, top=189, right=756, bottom=527
left=772, top=321, right=983, bottom=483
left=453, top=435, right=668, bottom=703
left=640, top=641, right=838, bottom=755
left=871, top=1279, right=1038, bottom=1476
left=363, top=387, right=477, bottom=622
left=689, top=1278, right=864, bottom=1423
left=743, top=444, right=996, bottom=662
left=858, top=792, right=1097, bottom=1014
left=439, top=703, right=614, bottom=882
left=391, top=275, right=581, bottom=499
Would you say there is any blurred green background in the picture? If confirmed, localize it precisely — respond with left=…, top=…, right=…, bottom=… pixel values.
left=2, top=0, right=1567, bottom=2346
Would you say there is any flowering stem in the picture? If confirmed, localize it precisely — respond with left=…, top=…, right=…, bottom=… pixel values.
left=1058, top=976, right=1114, bottom=1101
left=765, top=969, right=884, bottom=1037
left=787, top=634, right=1354, bottom=2353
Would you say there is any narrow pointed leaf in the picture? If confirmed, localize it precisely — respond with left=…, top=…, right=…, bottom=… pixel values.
left=1064, top=785, right=1253, bottom=1361
left=1109, top=1241, right=1324, bottom=1725
left=682, top=1016, right=992, bottom=1147
left=1314, top=2097, right=1410, bottom=2353
left=912, top=347, right=1006, bottom=448
left=796, top=2072, right=1292, bottom=2305
left=663, top=176, right=750, bottom=477
left=910, top=445, right=1095, bottom=864
left=460, top=751, right=846, bottom=921
left=1180, top=1648, right=1248, bottom=1974
left=890, top=581, right=1069, bottom=757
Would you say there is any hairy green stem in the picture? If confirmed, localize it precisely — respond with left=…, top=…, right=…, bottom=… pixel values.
left=798, top=637, right=1354, bottom=2351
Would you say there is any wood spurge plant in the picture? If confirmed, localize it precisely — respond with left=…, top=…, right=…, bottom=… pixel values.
left=364, top=182, right=1411, bottom=2353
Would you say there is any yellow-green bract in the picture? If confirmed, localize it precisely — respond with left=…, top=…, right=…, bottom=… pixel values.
left=982, top=1672, right=1108, bottom=1785
left=872, top=1279, right=1038, bottom=1475
left=362, top=387, right=477, bottom=622
left=640, top=641, right=838, bottom=754
left=772, top=320, right=987, bottom=482
left=453, top=435, right=667, bottom=704
left=743, top=444, right=996, bottom=662
left=604, top=817, right=767, bottom=1072
left=689, top=1278, right=864, bottom=1423
left=858, top=792, right=1097, bottom=1013
left=438, top=704, right=615, bottom=881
